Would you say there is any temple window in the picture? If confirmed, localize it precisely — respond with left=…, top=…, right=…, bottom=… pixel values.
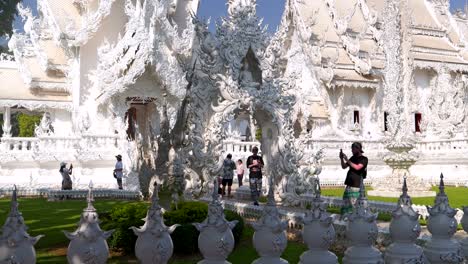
left=384, top=112, right=388, bottom=132
left=353, top=110, right=360, bottom=124
left=415, top=113, right=422, bottom=132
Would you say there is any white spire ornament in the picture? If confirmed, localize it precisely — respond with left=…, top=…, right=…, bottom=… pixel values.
left=252, top=179, right=289, bottom=264
left=424, top=174, right=463, bottom=264
left=193, top=178, right=238, bottom=264
left=64, top=181, right=114, bottom=264
left=385, top=176, right=425, bottom=263
left=299, top=178, right=337, bottom=264
left=0, top=185, right=43, bottom=263
left=343, top=178, right=383, bottom=264
left=131, top=182, right=179, bottom=264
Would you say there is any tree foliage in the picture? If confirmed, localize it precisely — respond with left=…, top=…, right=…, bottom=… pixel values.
left=17, top=113, right=41, bottom=137
left=0, top=0, right=22, bottom=37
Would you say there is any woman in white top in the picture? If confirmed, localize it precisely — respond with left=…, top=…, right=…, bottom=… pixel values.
left=236, top=159, right=244, bottom=187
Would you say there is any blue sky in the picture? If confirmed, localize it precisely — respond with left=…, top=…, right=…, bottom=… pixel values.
left=9, top=0, right=468, bottom=33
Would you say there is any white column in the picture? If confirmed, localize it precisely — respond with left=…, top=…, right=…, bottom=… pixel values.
left=2, top=107, right=12, bottom=137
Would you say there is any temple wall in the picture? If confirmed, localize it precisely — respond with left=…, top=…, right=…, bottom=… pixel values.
left=50, top=109, right=72, bottom=136
left=79, top=1, right=128, bottom=105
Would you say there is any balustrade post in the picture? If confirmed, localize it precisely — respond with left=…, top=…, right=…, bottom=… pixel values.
left=299, top=185, right=337, bottom=264
left=0, top=186, right=43, bottom=263
left=131, top=183, right=178, bottom=264
left=343, top=178, right=383, bottom=264
left=193, top=179, right=237, bottom=263
left=252, top=180, right=288, bottom=264
left=423, top=174, right=463, bottom=264
left=385, top=176, right=425, bottom=263
left=64, top=182, right=113, bottom=264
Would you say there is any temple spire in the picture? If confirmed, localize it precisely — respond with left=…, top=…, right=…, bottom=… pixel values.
left=85, top=181, right=95, bottom=212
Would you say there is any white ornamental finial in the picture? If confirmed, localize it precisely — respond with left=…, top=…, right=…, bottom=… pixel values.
left=86, top=180, right=95, bottom=212
left=439, top=173, right=445, bottom=194
left=0, top=185, right=44, bottom=263
left=212, top=178, right=220, bottom=202
left=10, top=185, right=19, bottom=216
left=385, top=175, right=424, bottom=263
left=424, top=173, right=463, bottom=263
left=343, top=176, right=383, bottom=263
left=131, top=181, right=179, bottom=264
left=300, top=175, right=337, bottom=263
left=151, top=182, right=160, bottom=205
left=193, top=178, right=238, bottom=262
left=267, top=176, right=275, bottom=206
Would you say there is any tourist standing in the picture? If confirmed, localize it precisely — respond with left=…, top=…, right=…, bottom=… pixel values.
left=236, top=159, right=244, bottom=187
left=114, top=154, right=123, bottom=190
left=222, top=154, right=236, bottom=197
left=247, top=146, right=264, bottom=206
left=59, top=162, right=73, bottom=190
left=339, top=142, right=368, bottom=215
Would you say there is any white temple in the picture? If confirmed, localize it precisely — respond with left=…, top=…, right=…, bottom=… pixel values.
left=1, top=0, right=468, bottom=201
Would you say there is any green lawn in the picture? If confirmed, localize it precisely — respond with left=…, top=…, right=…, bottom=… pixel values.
left=321, top=186, right=468, bottom=209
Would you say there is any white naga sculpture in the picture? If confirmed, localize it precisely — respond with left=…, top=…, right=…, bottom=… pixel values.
left=34, top=112, right=53, bottom=137
left=0, top=186, right=43, bottom=264
left=193, top=179, right=238, bottom=264
left=64, top=182, right=114, bottom=264
left=131, top=183, right=179, bottom=264
left=252, top=181, right=289, bottom=264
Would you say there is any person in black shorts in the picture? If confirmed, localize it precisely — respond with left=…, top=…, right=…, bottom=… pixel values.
left=222, top=153, right=236, bottom=197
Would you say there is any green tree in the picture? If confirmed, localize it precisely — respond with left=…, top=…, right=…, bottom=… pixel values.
left=17, top=113, right=41, bottom=137
left=255, top=127, right=262, bottom=141
left=0, top=0, right=22, bottom=37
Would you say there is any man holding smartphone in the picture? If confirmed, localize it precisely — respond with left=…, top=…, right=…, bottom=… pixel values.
left=247, top=146, right=264, bottom=206
left=339, top=142, right=368, bottom=215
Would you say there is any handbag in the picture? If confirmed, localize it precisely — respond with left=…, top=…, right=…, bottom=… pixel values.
left=113, top=171, right=117, bottom=179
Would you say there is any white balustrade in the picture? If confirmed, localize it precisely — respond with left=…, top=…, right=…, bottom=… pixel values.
left=81, top=134, right=120, bottom=150
left=0, top=137, right=38, bottom=152
left=222, top=140, right=261, bottom=155
left=0, top=134, right=120, bottom=161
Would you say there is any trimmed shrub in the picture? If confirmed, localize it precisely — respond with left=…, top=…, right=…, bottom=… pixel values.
left=225, top=210, right=244, bottom=244
left=100, top=201, right=245, bottom=256
left=164, top=201, right=245, bottom=255
left=164, top=201, right=208, bottom=255
left=100, top=203, right=148, bottom=254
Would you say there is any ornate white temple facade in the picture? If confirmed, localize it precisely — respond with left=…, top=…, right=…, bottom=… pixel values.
left=1, top=0, right=468, bottom=201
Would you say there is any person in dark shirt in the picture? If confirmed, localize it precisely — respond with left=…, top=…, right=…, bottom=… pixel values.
left=247, top=146, right=264, bottom=206
left=339, top=142, right=368, bottom=215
